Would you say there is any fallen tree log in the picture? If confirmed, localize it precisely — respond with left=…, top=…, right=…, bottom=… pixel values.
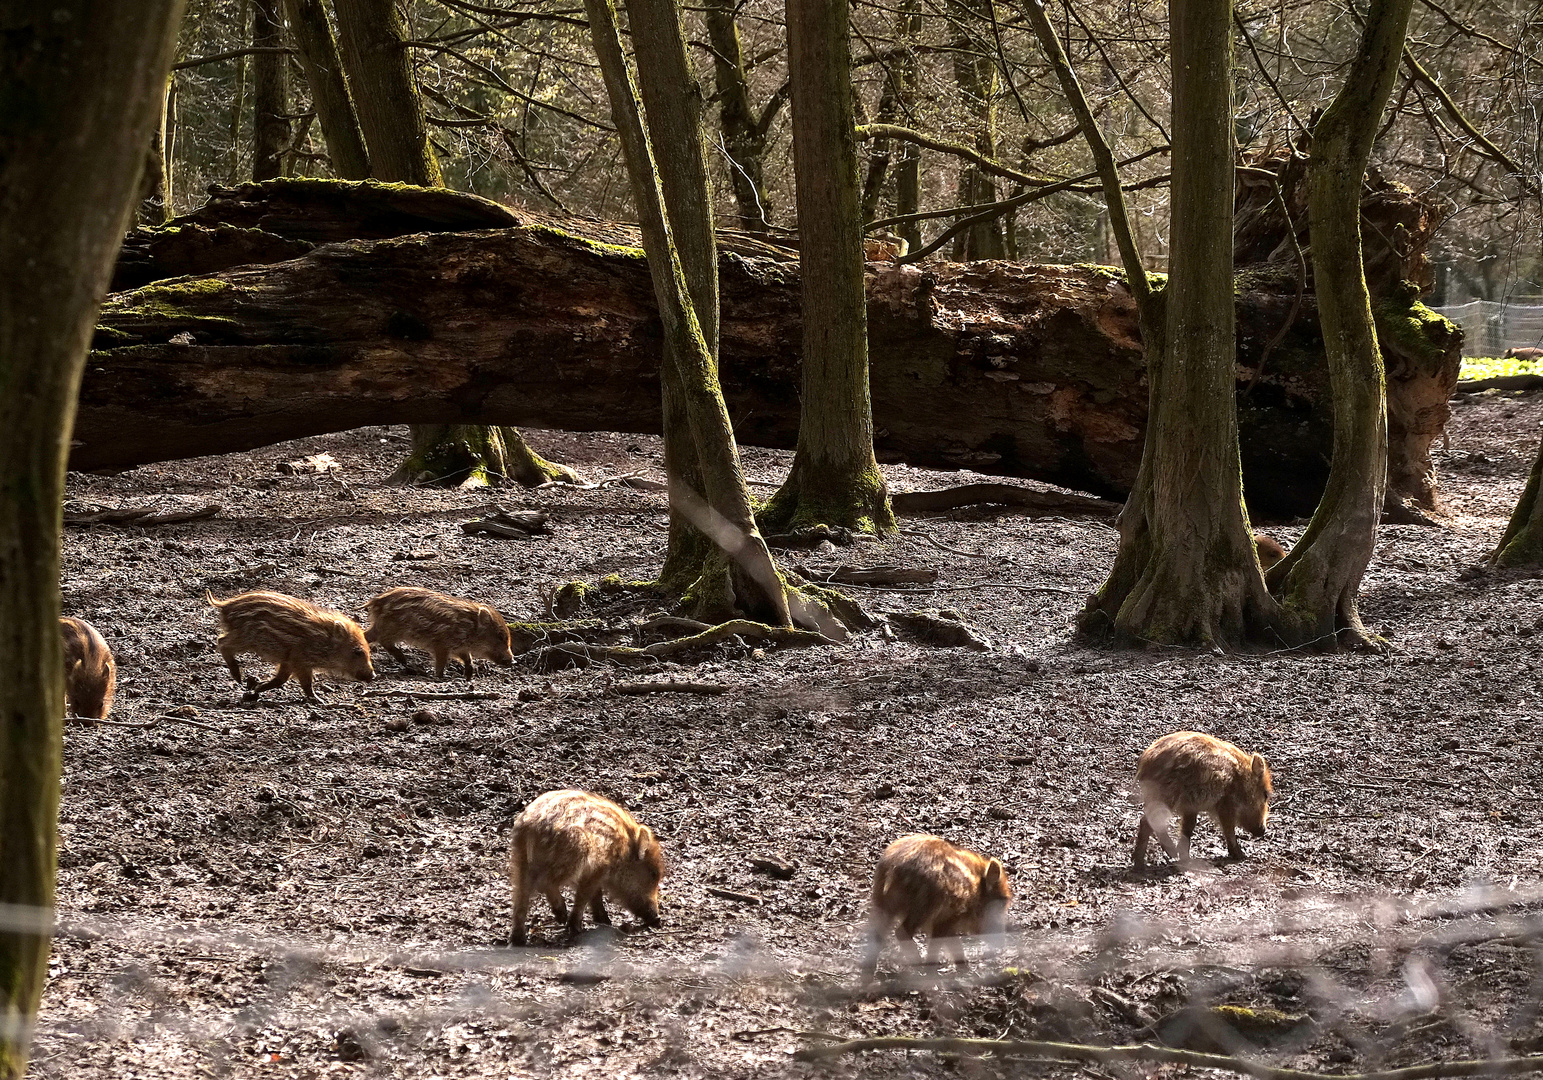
left=80, top=207, right=1460, bottom=516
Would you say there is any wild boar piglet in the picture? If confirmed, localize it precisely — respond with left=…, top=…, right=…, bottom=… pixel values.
left=1134, top=731, right=1273, bottom=868
left=508, top=789, right=664, bottom=945
left=364, top=587, right=514, bottom=680
left=208, top=590, right=374, bottom=701
left=862, top=834, right=1012, bottom=978
left=1254, top=534, right=1288, bottom=569
left=60, top=617, right=116, bottom=720
left=1505, top=347, right=1543, bottom=362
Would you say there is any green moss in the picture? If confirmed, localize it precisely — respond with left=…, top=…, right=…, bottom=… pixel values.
left=675, top=559, right=738, bottom=625
left=506, top=619, right=609, bottom=653
left=90, top=326, right=137, bottom=348
left=524, top=222, right=645, bottom=260
left=757, top=461, right=896, bottom=536
left=136, top=279, right=236, bottom=302
left=107, top=278, right=243, bottom=330
left=1234, top=265, right=1300, bottom=294
left=1373, top=291, right=1459, bottom=369
left=551, top=581, right=597, bottom=618
left=1070, top=263, right=1168, bottom=290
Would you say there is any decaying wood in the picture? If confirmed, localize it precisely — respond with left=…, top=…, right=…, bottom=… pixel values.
left=64, top=504, right=222, bottom=527
left=460, top=508, right=549, bottom=539
left=890, top=483, right=1120, bottom=516
left=886, top=610, right=992, bottom=650
left=82, top=181, right=1461, bottom=515
left=748, top=855, right=797, bottom=879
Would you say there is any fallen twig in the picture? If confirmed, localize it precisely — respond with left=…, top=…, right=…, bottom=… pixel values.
left=705, top=887, right=765, bottom=905
left=613, top=681, right=729, bottom=696
left=151, top=713, right=226, bottom=732
left=792, top=1034, right=1543, bottom=1080
left=361, top=689, right=501, bottom=701
left=537, top=620, right=838, bottom=670
left=77, top=716, right=155, bottom=729
left=800, top=564, right=939, bottom=586
left=911, top=532, right=990, bottom=559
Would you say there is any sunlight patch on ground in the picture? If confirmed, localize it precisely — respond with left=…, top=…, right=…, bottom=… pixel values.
left=1460, top=355, right=1543, bottom=380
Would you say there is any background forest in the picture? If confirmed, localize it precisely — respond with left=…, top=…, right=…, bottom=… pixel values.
left=162, top=0, right=1541, bottom=304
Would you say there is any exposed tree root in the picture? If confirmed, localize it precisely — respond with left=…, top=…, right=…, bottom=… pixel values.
left=535, top=620, right=840, bottom=670
left=890, top=483, right=1119, bottom=517
left=500, top=427, right=580, bottom=486
left=885, top=610, right=991, bottom=650
left=757, top=463, right=895, bottom=539
left=387, top=424, right=576, bottom=488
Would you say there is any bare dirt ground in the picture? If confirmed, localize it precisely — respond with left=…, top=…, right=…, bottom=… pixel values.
left=33, top=390, right=1543, bottom=1079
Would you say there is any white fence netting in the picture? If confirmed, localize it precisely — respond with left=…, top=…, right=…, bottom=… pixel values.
left=1434, top=300, right=1543, bottom=357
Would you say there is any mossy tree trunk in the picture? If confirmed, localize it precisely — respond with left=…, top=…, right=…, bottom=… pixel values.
left=584, top=0, right=799, bottom=626
left=1492, top=433, right=1543, bottom=566
left=760, top=0, right=895, bottom=538
left=1267, top=0, right=1415, bottom=647
left=335, top=0, right=568, bottom=486
left=251, top=0, right=291, bottom=181
left=1053, top=0, right=1279, bottom=647
left=332, top=0, right=440, bottom=186
left=948, top=0, right=1006, bottom=261
left=0, top=4, right=185, bottom=1075
left=283, top=0, right=371, bottom=180
left=384, top=424, right=578, bottom=487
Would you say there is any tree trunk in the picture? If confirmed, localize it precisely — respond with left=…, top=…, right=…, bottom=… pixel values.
left=1492, top=433, right=1543, bottom=566
left=332, top=0, right=439, bottom=186
left=282, top=0, right=371, bottom=180
left=1081, top=0, right=1279, bottom=647
left=82, top=216, right=1461, bottom=517
left=888, top=3, right=923, bottom=250
left=948, top=0, right=1005, bottom=261
left=0, top=4, right=185, bottom=1076
left=136, top=80, right=173, bottom=226
left=251, top=0, right=291, bottom=181
left=763, top=0, right=894, bottom=537
left=702, top=0, right=774, bottom=233
left=334, top=0, right=564, bottom=486
left=1268, top=0, right=1415, bottom=647
left=583, top=0, right=794, bottom=626
left=385, top=423, right=578, bottom=486
left=629, top=0, right=734, bottom=608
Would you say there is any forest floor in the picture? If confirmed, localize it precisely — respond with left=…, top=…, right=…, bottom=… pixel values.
left=33, top=389, right=1543, bottom=1079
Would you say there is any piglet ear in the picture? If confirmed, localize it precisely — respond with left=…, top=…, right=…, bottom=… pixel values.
left=633, top=826, right=655, bottom=856
left=1251, top=753, right=1268, bottom=780
left=982, top=858, right=1004, bottom=890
